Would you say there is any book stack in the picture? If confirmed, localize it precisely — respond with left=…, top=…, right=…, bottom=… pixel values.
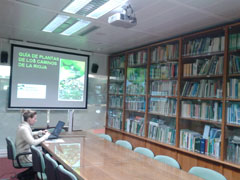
left=181, top=101, right=222, bottom=122
left=229, top=33, right=240, bottom=51
left=110, top=55, right=125, bottom=69
left=108, top=109, right=122, bottom=130
left=109, top=69, right=124, bottom=81
left=128, top=50, right=147, bottom=66
left=148, top=118, right=176, bottom=145
left=125, top=116, right=145, bottom=136
left=227, top=103, right=240, bottom=125
left=150, top=63, right=178, bottom=79
left=109, top=83, right=124, bottom=94
left=228, top=55, right=240, bottom=74
left=182, top=80, right=222, bottom=98
left=227, top=78, right=240, bottom=98
left=126, top=82, right=145, bottom=95
left=227, top=136, right=240, bottom=164
left=150, top=80, right=177, bottom=96
left=183, top=36, right=225, bottom=56
left=183, top=56, right=223, bottom=76
left=149, top=98, right=176, bottom=116
left=125, top=96, right=145, bottom=111
left=151, top=43, right=179, bottom=62
left=180, top=127, right=221, bottom=158
left=109, top=95, right=123, bottom=108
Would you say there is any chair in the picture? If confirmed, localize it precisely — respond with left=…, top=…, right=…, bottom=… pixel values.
left=6, top=137, right=33, bottom=179
left=56, top=165, right=77, bottom=180
left=115, top=140, right=132, bottom=150
left=134, top=147, right=154, bottom=158
left=154, top=155, right=180, bottom=169
left=30, top=145, right=47, bottom=180
left=97, top=134, right=112, bottom=142
left=44, top=153, right=58, bottom=180
left=188, top=166, right=227, bottom=180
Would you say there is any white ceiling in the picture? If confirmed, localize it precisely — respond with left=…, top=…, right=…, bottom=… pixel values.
left=0, top=0, right=240, bottom=55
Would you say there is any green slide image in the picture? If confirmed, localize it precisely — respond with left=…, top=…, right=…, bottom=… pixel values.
left=58, top=59, right=85, bottom=101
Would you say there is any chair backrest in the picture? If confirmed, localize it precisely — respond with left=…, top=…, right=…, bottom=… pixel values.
left=44, top=153, right=58, bottom=180
left=188, top=166, right=227, bottom=180
left=6, top=137, right=16, bottom=160
left=154, top=155, right=180, bottom=169
left=56, top=165, right=77, bottom=180
left=97, top=134, right=112, bottom=142
left=30, top=145, right=45, bottom=173
left=115, top=140, right=132, bottom=150
left=134, top=147, right=154, bottom=158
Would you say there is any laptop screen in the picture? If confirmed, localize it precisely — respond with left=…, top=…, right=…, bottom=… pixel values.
left=52, top=121, right=65, bottom=136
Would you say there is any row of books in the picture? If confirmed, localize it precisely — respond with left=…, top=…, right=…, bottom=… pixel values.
left=109, top=69, right=124, bottom=80
left=149, top=98, right=176, bottom=116
left=150, top=80, right=177, bottom=96
left=125, top=96, right=145, bottom=111
left=151, top=43, right=179, bottom=62
left=227, top=78, right=240, bottom=99
left=227, top=103, right=240, bottom=125
left=181, top=101, right=222, bottom=122
left=183, top=56, right=223, bottom=77
left=109, top=83, right=124, bottom=94
left=108, top=109, right=122, bottom=130
left=150, top=63, right=178, bottom=79
left=148, top=118, right=176, bottom=145
left=125, top=116, right=145, bottom=136
left=126, top=82, right=145, bottom=95
left=128, top=51, right=147, bottom=66
left=229, top=33, right=240, bottom=51
left=110, top=56, right=125, bottom=69
left=183, top=36, right=225, bottom=56
left=180, top=129, right=221, bottom=158
left=229, top=55, right=240, bottom=74
left=181, top=80, right=223, bottom=98
left=109, top=95, right=123, bottom=108
left=227, top=136, right=240, bottom=164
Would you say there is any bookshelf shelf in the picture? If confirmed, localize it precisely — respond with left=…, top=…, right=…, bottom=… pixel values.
left=106, top=22, right=240, bottom=178
left=125, top=109, right=145, bottom=113
left=180, top=97, right=222, bottom=101
left=108, top=107, right=123, bottom=110
left=228, top=74, right=240, bottom=77
left=180, top=117, right=222, bottom=125
left=150, top=95, right=177, bottom=98
left=182, top=75, right=223, bottom=79
left=182, top=51, right=224, bottom=59
left=226, top=123, right=240, bottom=127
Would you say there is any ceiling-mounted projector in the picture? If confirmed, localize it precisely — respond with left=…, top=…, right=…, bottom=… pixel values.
left=108, top=4, right=137, bottom=28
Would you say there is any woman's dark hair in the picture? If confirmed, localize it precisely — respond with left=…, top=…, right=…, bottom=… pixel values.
left=22, top=110, right=37, bottom=121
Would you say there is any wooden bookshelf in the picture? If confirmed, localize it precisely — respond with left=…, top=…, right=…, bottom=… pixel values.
left=106, top=22, right=240, bottom=180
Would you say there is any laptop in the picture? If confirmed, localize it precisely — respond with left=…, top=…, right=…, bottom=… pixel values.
left=48, top=121, right=65, bottom=139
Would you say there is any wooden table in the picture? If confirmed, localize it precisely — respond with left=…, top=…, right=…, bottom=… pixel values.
left=42, top=131, right=202, bottom=180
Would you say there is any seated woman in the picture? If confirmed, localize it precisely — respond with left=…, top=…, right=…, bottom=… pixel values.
left=15, top=110, right=50, bottom=164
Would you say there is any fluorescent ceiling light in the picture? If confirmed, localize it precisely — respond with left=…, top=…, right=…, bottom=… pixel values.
left=63, top=0, right=92, bottom=14
left=87, top=0, right=128, bottom=19
left=60, top=20, right=91, bottom=36
left=42, top=15, right=70, bottom=32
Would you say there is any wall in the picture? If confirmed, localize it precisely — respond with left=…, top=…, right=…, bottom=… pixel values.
left=0, top=39, right=108, bottom=155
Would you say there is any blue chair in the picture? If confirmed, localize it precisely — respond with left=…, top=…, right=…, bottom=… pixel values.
left=188, top=166, right=227, bottom=180
left=30, top=145, right=47, bottom=180
left=154, top=155, right=180, bottom=169
left=115, top=140, right=132, bottom=150
left=134, top=147, right=154, bottom=158
left=56, top=165, right=77, bottom=180
left=97, top=134, right=112, bottom=142
left=6, top=137, right=33, bottom=179
left=44, top=153, right=58, bottom=180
